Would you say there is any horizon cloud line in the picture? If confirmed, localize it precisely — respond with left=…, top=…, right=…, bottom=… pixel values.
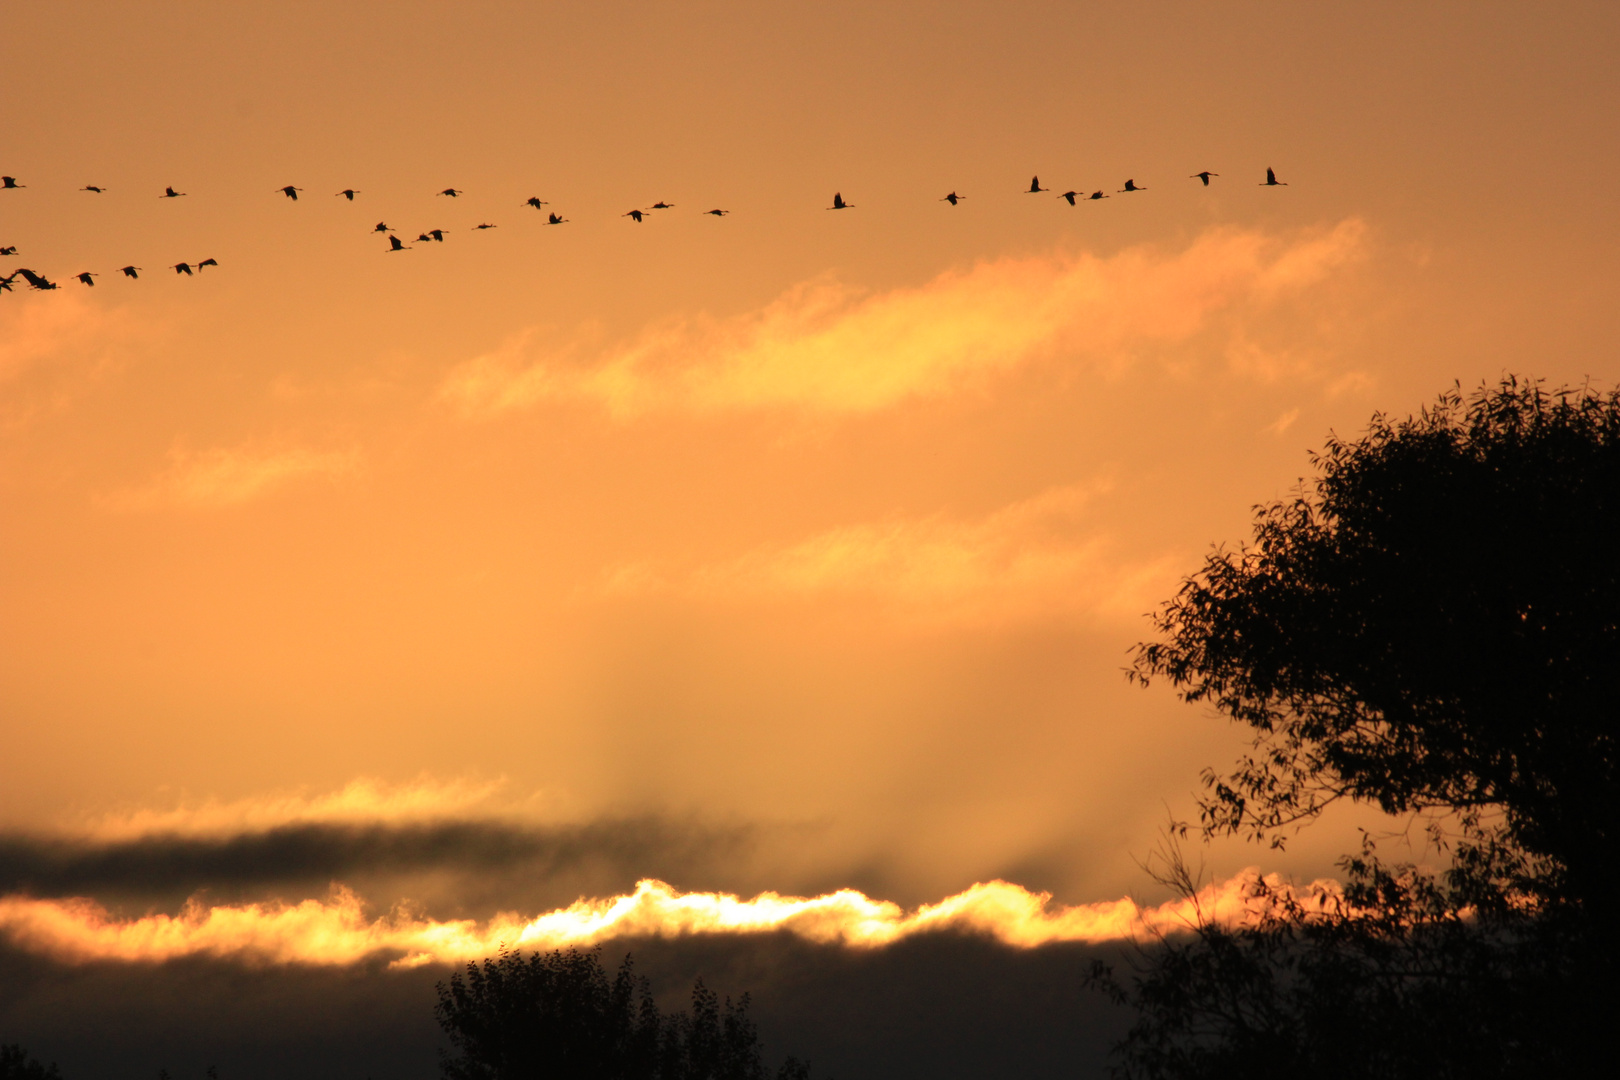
left=0, top=872, right=1334, bottom=969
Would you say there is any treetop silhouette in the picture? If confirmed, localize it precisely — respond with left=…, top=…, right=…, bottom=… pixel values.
left=1131, top=375, right=1620, bottom=914
left=436, top=945, right=818, bottom=1080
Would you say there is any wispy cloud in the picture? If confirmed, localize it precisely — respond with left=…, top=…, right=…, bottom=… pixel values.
left=0, top=293, right=151, bottom=424
left=108, top=440, right=360, bottom=509
left=69, top=777, right=523, bottom=843
left=606, top=483, right=1183, bottom=625
left=0, top=871, right=1334, bottom=967
left=442, top=221, right=1367, bottom=418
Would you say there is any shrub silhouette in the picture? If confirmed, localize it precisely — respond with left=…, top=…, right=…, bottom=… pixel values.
left=435, top=946, right=818, bottom=1080
left=0, top=1043, right=62, bottom=1080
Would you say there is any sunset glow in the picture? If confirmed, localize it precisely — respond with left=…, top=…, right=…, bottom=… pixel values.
left=3, top=1, right=1615, bottom=1073
left=0, top=872, right=1317, bottom=969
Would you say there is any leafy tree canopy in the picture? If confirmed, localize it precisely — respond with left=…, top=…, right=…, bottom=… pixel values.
left=1131, top=376, right=1620, bottom=913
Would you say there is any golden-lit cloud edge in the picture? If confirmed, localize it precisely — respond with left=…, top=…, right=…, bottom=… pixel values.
left=442, top=220, right=1367, bottom=418
left=66, top=776, right=532, bottom=843
left=0, top=872, right=1334, bottom=969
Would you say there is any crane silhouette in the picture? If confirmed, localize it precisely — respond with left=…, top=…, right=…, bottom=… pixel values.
left=623, top=209, right=645, bottom=222
left=0, top=273, right=14, bottom=293
left=1087, top=190, right=1109, bottom=200
left=81, top=185, right=106, bottom=193
left=119, top=265, right=141, bottom=278
left=1190, top=171, right=1218, bottom=186
left=387, top=235, right=408, bottom=252
left=373, top=222, right=392, bottom=233
left=76, top=272, right=97, bottom=287
left=1058, top=190, right=1080, bottom=205
left=649, top=201, right=675, bottom=210
left=1026, top=176, right=1048, bottom=194
left=0, top=246, right=16, bottom=256
left=941, top=192, right=964, bottom=205
left=197, top=258, right=218, bottom=271
left=1261, top=167, right=1288, bottom=186
left=547, top=212, right=567, bottom=224
left=473, top=222, right=497, bottom=230
left=14, top=269, right=56, bottom=290
left=828, top=192, right=853, bottom=210
left=525, top=197, right=549, bottom=209
left=173, top=263, right=193, bottom=275
left=415, top=229, right=446, bottom=242
left=161, top=186, right=186, bottom=198
left=1118, top=179, right=1145, bottom=192
left=336, top=189, right=361, bottom=200
left=705, top=209, right=729, bottom=216
left=1, top=177, right=24, bottom=189
left=277, top=186, right=303, bottom=200
left=438, top=188, right=463, bottom=197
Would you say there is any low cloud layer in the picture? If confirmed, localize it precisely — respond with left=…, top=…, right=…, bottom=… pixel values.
left=0, top=871, right=1321, bottom=968
left=442, top=220, right=1367, bottom=418
left=1, top=779, right=763, bottom=917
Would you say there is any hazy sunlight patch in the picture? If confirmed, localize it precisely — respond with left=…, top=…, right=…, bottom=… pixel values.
left=605, top=483, right=1183, bottom=626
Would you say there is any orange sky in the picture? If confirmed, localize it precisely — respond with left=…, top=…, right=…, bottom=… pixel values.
left=3, top=0, right=1618, bottom=915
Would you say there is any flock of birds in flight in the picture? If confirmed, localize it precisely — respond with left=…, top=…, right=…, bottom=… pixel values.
left=0, top=167, right=1290, bottom=294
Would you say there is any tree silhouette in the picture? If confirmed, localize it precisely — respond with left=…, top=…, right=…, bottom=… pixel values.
left=435, top=946, right=818, bottom=1080
left=0, top=1043, right=61, bottom=1080
left=1098, top=377, right=1620, bottom=1077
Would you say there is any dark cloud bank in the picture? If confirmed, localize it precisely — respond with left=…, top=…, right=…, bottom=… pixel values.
left=0, top=819, right=761, bottom=916
left=0, top=817, right=1094, bottom=917
left=0, top=933, right=1131, bottom=1080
